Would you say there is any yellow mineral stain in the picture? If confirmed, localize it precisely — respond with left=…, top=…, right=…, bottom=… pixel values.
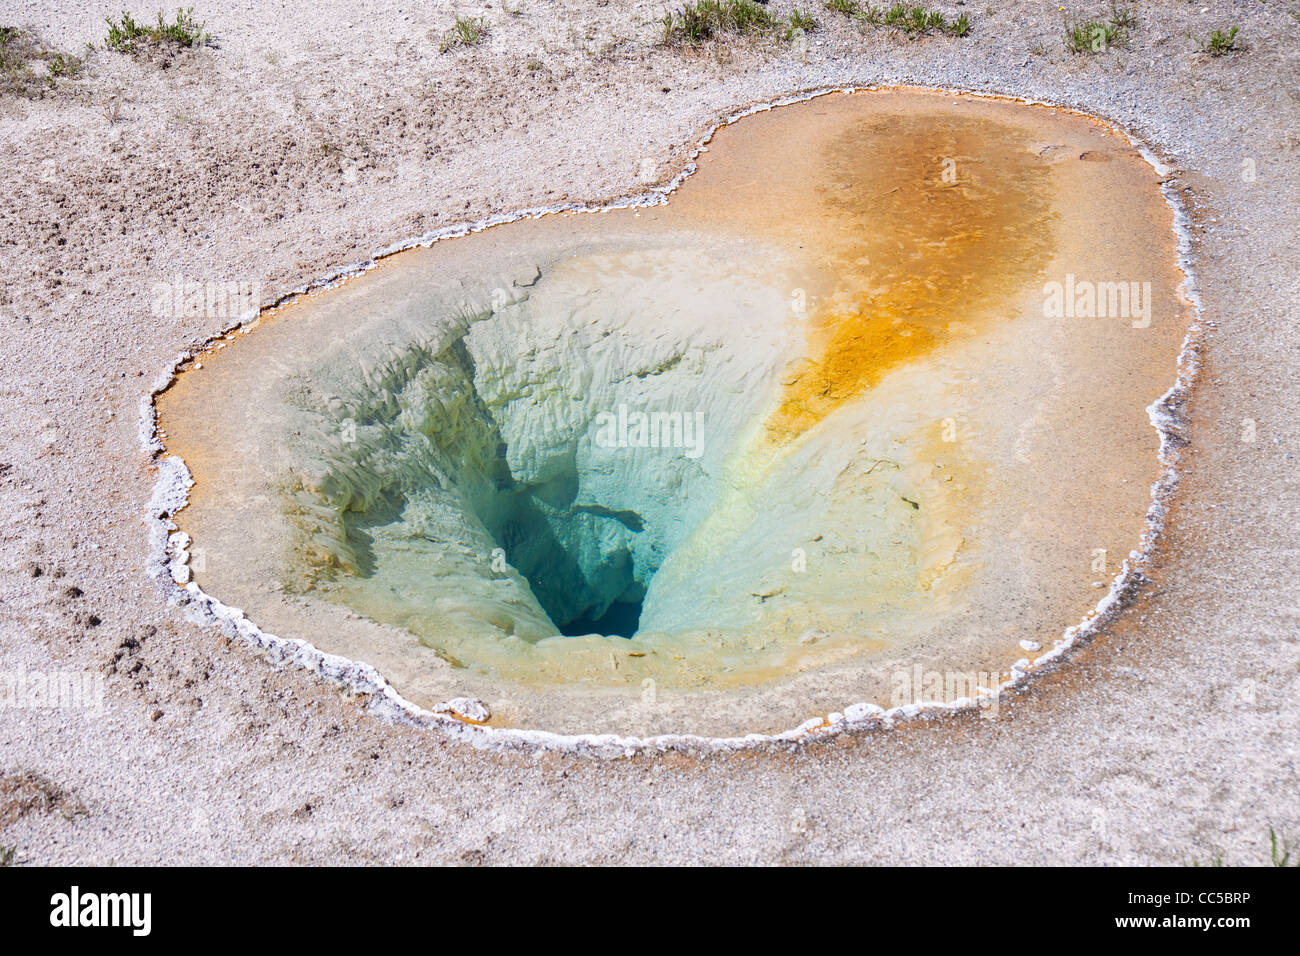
left=763, top=113, right=1057, bottom=442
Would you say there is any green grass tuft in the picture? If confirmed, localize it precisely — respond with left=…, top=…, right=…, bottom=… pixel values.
left=1270, top=827, right=1294, bottom=866
left=1190, top=828, right=1297, bottom=867
left=1201, top=25, right=1240, bottom=56
left=105, top=8, right=210, bottom=54
left=439, top=14, right=490, bottom=52
left=1108, top=3, right=1136, bottom=30
left=787, top=9, right=817, bottom=34
left=660, top=0, right=778, bottom=44
left=1062, top=4, right=1133, bottom=55
left=1065, top=19, right=1119, bottom=53
left=844, top=5, right=969, bottom=37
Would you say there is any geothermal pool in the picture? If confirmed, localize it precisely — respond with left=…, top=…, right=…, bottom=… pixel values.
left=156, top=89, right=1192, bottom=738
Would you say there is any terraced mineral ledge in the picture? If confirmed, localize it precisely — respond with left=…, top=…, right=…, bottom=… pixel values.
left=155, top=88, right=1192, bottom=738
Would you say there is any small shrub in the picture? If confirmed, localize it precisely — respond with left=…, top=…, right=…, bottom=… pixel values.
left=155, top=7, right=208, bottom=45
left=47, top=52, right=80, bottom=78
left=104, top=11, right=143, bottom=51
left=0, top=26, right=85, bottom=98
left=1201, top=25, right=1239, bottom=56
left=105, top=8, right=210, bottom=54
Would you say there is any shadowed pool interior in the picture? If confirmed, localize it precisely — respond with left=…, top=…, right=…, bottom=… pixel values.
left=156, top=89, right=1192, bottom=737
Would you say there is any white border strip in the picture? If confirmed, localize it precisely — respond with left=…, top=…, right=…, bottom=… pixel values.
left=140, top=85, right=1203, bottom=757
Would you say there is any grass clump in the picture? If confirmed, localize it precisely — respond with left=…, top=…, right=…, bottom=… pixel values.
left=104, top=11, right=146, bottom=49
left=154, top=8, right=207, bottom=45
left=786, top=8, right=817, bottom=37
left=1065, top=18, right=1120, bottom=53
left=1271, top=827, right=1295, bottom=866
left=105, top=9, right=209, bottom=53
left=1108, top=3, right=1136, bottom=30
left=1065, top=19, right=1116, bottom=53
left=1190, top=827, right=1297, bottom=867
left=1063, top=4, right=1133, bottom=54
left=0, top=26, right=85, bottom=98
left=889, top=4, right=945, bottom=32
left=848, top=5, right=970, bottom=37
left=1200, top=25, right=1240, bottom=56
left=660, top=0, right=777, bottom=44
left=439, top=15, right=489, bottom=52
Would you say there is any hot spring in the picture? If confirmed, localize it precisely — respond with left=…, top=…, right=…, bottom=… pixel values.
left=155, top=89, right=1192, bottom=738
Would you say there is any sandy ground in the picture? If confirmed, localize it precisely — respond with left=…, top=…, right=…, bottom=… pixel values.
left=0, top=0, right=1297, bottom=864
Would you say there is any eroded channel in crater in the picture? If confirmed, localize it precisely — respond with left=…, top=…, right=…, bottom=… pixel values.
left=156, top=89, right=1193, bottom=738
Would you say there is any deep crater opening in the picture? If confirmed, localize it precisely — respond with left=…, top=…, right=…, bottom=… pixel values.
left=560, top=592, right=645, bottom=639
left=486, top=468, right=656, bottom=639
left=323, top=304, right=718, bottom=649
